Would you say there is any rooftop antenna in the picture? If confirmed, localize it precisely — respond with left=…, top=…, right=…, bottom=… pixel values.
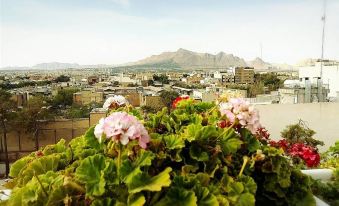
left=260, top=42, right=263, bottom=60
left=318, top=0, right=327, bottom=102
left=320, top=0, right=327, bottom=79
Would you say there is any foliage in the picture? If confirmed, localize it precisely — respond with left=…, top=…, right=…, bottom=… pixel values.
left=64, top=103, right=102, bottom=119
left=311, top=168, right=339, bottom=206
left=0, top=80, right=51, bottom=90
left=51, top=88, right=79, bottom=108
left=255, top=73, right=284, bottom=92
left=159, top=90, right=179, bottom=108
left=4, top=100, right=316, bottom=206
left=153, top=74, right=169, bottom=84
left=0, top=89, right=18, bottom=132
left=54, top=75, right=70, bottom=83
left=16, top=95, right=55, bottom=133
left=280, top=120, right=324, bottom=148
left=248, top=82, right=265, bottom=98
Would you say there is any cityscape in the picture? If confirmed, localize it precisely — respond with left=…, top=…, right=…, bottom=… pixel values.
left=1, top=0, right=339, bottom=205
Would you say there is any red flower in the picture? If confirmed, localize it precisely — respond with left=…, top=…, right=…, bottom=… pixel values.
left=172, top=96, right=190, bottom=108
left=217, top=120, right=233, bottom=128
left=269, top=139, right=289, bottom=151
left=36, top=151, right=44, bottom=157
left=256, top=127, right=270, bottom=140
left=288, top=143, right=320, bottom=167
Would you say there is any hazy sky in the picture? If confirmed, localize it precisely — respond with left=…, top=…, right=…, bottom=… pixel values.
left=1, top=0, right=339, bottom=67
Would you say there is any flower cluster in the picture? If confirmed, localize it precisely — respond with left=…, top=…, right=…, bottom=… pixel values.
left=94, top=112, right=150, bottom=148
left=219, top=98, right=261, bottom=134
left=270, top=140, right=320, bottom=167
left=289, top=143, right=320, bottom=167
left=172, top=95, right=190, bottom=108
left=256, top=127, right=270, bottom=140
left=269, top=139, right=289, bottom=151
left=103, top=95, right=128, bottom=110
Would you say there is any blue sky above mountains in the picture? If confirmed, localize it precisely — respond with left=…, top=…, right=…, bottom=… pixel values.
left=1, top=0, right=339, bottom=67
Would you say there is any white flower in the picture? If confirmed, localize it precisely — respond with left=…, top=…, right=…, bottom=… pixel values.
left=94, top=118, right=105, bottom=143
left=103, top=95, right=128, bottom=110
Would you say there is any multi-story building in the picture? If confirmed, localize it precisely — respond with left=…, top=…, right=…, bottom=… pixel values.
left=299, top=60, right=339, bottom=99
left=234, top=67, right=254, bottom=84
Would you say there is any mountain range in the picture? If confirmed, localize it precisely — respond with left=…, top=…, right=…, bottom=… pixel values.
left=1, top=48, right=298, bottom=70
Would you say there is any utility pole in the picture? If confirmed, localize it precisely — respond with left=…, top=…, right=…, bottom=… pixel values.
left=318, top=0, right=327, bottom=102
left=260, top=42, right=263, bottom=60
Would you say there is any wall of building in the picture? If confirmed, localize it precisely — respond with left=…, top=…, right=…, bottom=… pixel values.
left=299, top=63, right=339, bottom=98
left=255, top=102, right=339, bottom=152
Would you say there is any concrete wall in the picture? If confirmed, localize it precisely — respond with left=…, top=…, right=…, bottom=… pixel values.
left=255, top=102, right=339, bottom=152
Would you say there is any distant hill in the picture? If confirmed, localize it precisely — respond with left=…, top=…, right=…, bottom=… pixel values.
left=247, top=57, right=271, bottom=70
left=32, top=62, right=81, bottom=70
left=0, top=62, right=113, bottom=70
left=129, top=48, right=247, bottom=69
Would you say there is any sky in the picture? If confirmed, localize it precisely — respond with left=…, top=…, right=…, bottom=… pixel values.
left=1, top=0, right=339, bottom=67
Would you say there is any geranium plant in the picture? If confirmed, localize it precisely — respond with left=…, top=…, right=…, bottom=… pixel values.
left=3, top=98, right=317, bottom=206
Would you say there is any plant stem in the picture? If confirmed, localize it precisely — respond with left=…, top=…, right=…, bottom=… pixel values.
left=34, top=172, right=48, bottom=197
left=117, top=143, right=122, bottom=183
left=238, top=156, right=249, bottom=177
left=218, top=122, right=236, bottom=139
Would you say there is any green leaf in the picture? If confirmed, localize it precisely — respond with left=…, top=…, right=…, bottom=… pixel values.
left=183, top=124, right=203, bottom=142
left=91, top=198, right=115, bottom=206
left=194, top=186, right=219, bottom=206
left=75, top=154, right=117, bottom=196
left=120, top=150, right=155, bottom=183
left=239, top=128, right=260, bottom=153
left=69, top=136, right=98, bottom=160
left=238, top=176, right=257, bottom=195
left=128, top=193, right=146, bottom=206
left=199, top=126, right=219, bottom=141
left=42, top=139, right=67, bottom=155
left=235, top=193, right=255, bottom=206
left=219, top=128, right=242, bottom=154
left=155, top=187, right=197, bottom=206
left=9, top=156, right=34, bottom=178
left=134, top=149, right=155, bottom=167
left=127, top=167, right=172, bottom=194
left=163, top=134, right=185, bottom=150
left=84, top=126, right=101, bottom=150
left=189, top=144, right=209, bottom=162
left=15, top=154, right=61, bottom=186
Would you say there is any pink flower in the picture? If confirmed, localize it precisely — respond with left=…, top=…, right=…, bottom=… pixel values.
left=219, top=98, right=261, bottom=134
left=94, top=112, right=150, bottom=148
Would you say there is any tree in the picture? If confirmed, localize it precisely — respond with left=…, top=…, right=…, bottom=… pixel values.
left=159, top=90, right=179, bottom=108
left=153, top=74, right=169, bottom=84
left=113, top=81, right=120, bottom=86
left=52, top=88, right=79, bottom=108
left=255, top=73, right=283, bottom=92
left=0, top=89, right=18, bottom=176
left=248, top=82, right=265, bottom=97
left=16, top=96, right=55, bottom=153
left=55, top=75, right=70, bottom=82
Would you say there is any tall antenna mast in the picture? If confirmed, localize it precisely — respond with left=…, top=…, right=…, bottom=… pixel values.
left=260, top=42, right=263, bottom=59
left=320, top=0, right=327, bottom=79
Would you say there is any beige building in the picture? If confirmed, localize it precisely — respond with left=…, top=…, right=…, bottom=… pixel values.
left=73, top=90, right=104, bottom=105
left=235, top=67, right=254, bottom=84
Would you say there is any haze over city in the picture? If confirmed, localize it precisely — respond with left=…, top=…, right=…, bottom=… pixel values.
left=1, top=0, right=339, bottom=67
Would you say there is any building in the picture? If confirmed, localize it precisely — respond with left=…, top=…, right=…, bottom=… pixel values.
left=299, top=60, right=339, bottom=99
left=87, top=76, right=100, bottom=85
left=278, top=82, right=329, bottom=104
left=234, top=67, right=255, bottom=84
left=73, top=90, right=104, bottom=105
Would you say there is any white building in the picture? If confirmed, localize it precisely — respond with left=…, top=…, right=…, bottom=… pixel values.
left=299, top=61, right=339, bottom=99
